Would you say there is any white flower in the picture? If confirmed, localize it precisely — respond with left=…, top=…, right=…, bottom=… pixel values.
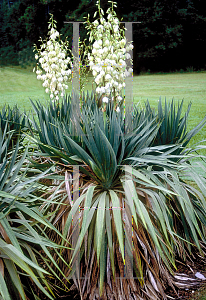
left=97, top=24, right=103, bottom=31
left=113, top=25, right=119, bottom=33
left=104, top=40, right=110, bottom=47
left=100, top=86, right=106, bottom=93
left=102, top=47, right=108, bottom=54
left=58, top=76, right=63, bottom=82
left=50, top=34, right=56, bottom=40
left=100, top=70, right=105, bottom=76
left=36, top=70, right=42, bottom=75
left=116, top=106, right=120, bottom=112
left=92, top=48, right=97, bottom=55
left=107, top=14, right=112, bottom=20
left=128, top=43, right=133, bottom=51
left=117, top=96, right=122, bottom=101
left=93, top=41, right=100, bottom=49
left=96, top=57, right=101, bottom=64
left=120, top=39, right=126, bottom=47
left=96, top=87, right=102, bottom=93
left=125, top=70, right=130, bottom=77
left=102, top=96, right=109, bottom=103
left=107, top=66, right=112, bottom=72
left=105, top=82, right=111, bottom=89
left=94, top=65, right=101, bottom=72
left=98, top=48, right=104, bottom=54
left=125, top=53, right=131, bottom=59
left=95, top=75, right=101, bottom=84
left=93, top=20, right=99, bottom=26
left=105, top=74, right=112, bottom=80
left=50, top=86, right=55, bottom=92
left=128, top=67, right=133, bottom=73
left=93, top=70, right=97, bottom=77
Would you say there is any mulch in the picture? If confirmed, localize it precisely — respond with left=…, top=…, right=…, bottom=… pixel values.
left=57, top=254, right=206, bottom=299
left=165, top=254, right=206, bottom=299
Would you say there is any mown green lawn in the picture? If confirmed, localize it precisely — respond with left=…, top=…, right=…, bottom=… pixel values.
left=0, top=65, right=206, bottom=146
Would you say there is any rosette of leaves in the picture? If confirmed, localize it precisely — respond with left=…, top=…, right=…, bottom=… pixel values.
left=0, top=131, right=71, bottom=299
left=30, top=95, right=206, bottom=299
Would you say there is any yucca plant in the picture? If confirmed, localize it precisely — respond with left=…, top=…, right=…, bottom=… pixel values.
left=133, top=98, right=206, bottom=154
left=0, top=128, right=72, bottom=300
left=29, top=93, right=206, bottom=299
left=0, top=104, right=28, bottom=151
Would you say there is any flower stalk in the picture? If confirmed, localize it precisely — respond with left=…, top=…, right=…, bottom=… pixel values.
left=33, top=14, right=72, bottom=102
left=84, top=0, right=133, bottom=111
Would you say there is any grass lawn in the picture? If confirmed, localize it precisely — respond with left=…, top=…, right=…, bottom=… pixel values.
left=189, top=286, right=206, bottom=300
left=0, top=65, right=206, bottom=147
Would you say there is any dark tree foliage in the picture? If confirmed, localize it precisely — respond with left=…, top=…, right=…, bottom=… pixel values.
left=116, top=0, right=206, bottom=72
left=0, top=0, right=206, bottom=72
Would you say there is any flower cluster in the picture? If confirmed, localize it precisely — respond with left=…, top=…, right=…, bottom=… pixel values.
left=84, top=0, right=133, bottom=108
left=33, top=15, right=72, bottom=101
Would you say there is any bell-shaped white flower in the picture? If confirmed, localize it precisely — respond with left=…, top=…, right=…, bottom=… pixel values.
left=93, top=70, right=97, bottom=77
left=93, top=20, right=99, bottom=26
left=105, top=74, right=112, bottom=80
left=100, top=86, right=106, bottom=93
left=125, top=53, right=131, bottom=59
left=97, top=24, right=103, bottom=31
left=102, top=96, right=109, bottom=103
left=96, top=87, right=102, bottom=93
left=93, top=41, right=100, bottom=49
